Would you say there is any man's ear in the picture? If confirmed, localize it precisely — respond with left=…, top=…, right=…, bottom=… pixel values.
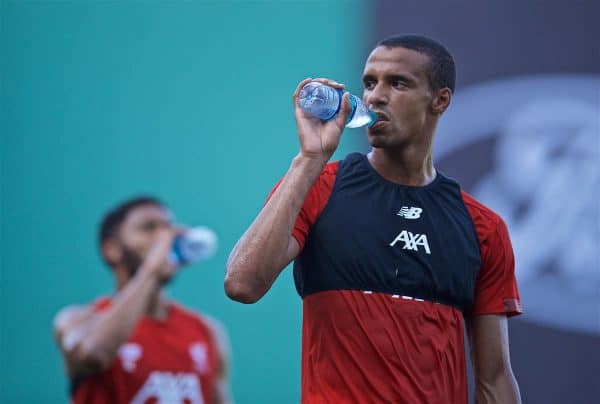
left=431, top=87, right=452, bottom=115
left=102, top=239, right=122, bottom=266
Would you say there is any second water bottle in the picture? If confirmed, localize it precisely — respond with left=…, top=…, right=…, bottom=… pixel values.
left=170, top=227, right=218, bottom=267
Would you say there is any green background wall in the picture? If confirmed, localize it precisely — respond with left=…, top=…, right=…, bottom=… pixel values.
left=1, top=1, right=369, bottom=403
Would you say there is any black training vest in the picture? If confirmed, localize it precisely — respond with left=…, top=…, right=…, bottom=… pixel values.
left=294, top=153, right=482, bottom=313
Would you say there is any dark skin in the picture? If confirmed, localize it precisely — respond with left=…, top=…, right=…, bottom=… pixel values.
left=226, top=45, right=520, bottom=403
left=363, top=46, right=449, bottom=185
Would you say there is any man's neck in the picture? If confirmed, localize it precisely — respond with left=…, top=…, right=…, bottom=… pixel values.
left=114, top=267, right=170, bottom=321
left=147, top=291, right=170, bottom=320
left=368, top=144, right=436, bottom=187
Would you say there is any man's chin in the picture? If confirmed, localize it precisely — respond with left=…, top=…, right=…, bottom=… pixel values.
left=367, top=132, right=390, bottom=148
left=367, top=129, right=412, bottom=149
left=367, top=125, right=391, bottom=139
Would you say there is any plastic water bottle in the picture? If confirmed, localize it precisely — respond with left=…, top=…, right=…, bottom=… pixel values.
left=298, top=81, right=378, bottom=128
left=169, top=227, right=218, bottom=266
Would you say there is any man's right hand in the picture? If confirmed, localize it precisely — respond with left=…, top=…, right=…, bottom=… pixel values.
left=293, top=78, right=352, bottom=163
left=139, top=228, right=178, bottom=284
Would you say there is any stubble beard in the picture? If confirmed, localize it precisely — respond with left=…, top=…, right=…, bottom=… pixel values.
left=120, top=245, right=144, bottom=278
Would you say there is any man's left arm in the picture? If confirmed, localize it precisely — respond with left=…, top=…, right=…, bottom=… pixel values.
left=466, top=314, right=521, bottom=404
left=466, top=210, right=523, bottom=404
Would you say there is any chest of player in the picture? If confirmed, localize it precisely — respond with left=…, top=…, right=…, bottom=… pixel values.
left=294, top=155, right=481, bottom=312
left=110, top=316, right=218, bottom=403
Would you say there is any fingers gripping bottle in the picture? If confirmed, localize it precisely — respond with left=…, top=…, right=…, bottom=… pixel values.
left=298, top=81, right=378, bottom=128
left=169, top=227, right=218, bottom=266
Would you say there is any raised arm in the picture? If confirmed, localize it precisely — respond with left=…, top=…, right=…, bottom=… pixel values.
left=466, top=314, right=521, bottom=404
left=225, top=78, right=350, bottom=304
left=53, top=229, right=176, bottom=377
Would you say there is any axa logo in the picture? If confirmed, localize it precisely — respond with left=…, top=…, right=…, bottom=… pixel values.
left=397, top=206, right=423, bottom=219
left=389, top=230, right=431, bottom=254
left=131, top=371, right=203, bottom=404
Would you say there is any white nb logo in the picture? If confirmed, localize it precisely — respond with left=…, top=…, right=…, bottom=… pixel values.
left=389, top=230, right=431, bottom=254
left=397, top=206, right=423, bottom=219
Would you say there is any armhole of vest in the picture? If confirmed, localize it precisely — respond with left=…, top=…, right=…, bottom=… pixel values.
left=309, top=159, right=343, bottom=231
left=460, top=191, right=489, bottom=291
left=460, top=191, right=484, bottom=249
left=306, top=153, right=362, bottom=231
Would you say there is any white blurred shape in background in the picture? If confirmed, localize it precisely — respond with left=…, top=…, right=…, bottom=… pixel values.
left=436, top=75, right=600, bottom=335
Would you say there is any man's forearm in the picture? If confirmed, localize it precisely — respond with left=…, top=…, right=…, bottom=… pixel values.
left=474, top=370, right=522, bottom=404
left=75, top=267, right=162, bottom=366
left=225, top=153, right=327, bottom=302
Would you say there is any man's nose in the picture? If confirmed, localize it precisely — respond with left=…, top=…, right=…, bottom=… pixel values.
left=364, top=84, right=388, bottom=108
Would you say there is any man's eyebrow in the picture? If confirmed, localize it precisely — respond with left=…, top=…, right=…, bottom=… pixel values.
left=388, top=74, right=414, bottom=84
left=362, top=73, right=415, bottom=83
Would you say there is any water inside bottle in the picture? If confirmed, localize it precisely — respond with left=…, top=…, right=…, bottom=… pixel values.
left=299, top=82, right=340, bottom=121
left=346, top=96, right=378, bottom=128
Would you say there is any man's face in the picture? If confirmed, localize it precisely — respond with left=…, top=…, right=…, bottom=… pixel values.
left=362, top=46, right=435, bottom=148
left=115, top=204, right=172, bottom=275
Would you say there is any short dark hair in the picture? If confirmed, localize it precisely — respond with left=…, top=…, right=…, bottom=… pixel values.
left=98, top=196, right=165, bottom=263
left=377, top=34, right=455, bottom=93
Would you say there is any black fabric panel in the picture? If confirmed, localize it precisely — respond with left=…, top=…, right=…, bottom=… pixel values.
left=294, top=153, right=481, bottom=312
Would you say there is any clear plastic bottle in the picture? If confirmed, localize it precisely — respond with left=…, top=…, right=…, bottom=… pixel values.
left=298, top=81, right=378, bottom=128
left=169, top=226, right=218, bottom=266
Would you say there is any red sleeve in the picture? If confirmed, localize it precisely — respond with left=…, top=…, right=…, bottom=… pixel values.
left=463, top=192, right=523, bottom=317
left=266, top=161, right=339, bottom=250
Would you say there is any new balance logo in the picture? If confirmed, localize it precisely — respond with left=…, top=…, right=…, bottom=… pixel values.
left=397, top=206, right=422, bottom=219
left=389, top=230, right=431, bottom=254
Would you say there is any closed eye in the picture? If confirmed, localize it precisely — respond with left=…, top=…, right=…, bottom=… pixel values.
left=138, top=220, right=169, bottom=233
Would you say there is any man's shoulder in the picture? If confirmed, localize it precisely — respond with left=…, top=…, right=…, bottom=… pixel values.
left=305, top=159, right=341, bottom=193
left=53, top=296, right=110, bottom=332
left=317, top=152, right=366, bottom=181
left=321, top=159, right=341, bottom=177
left=53, top=305, right=88, bottom=332
left=461, top=191, right=507, bottom=238
left=170, top=302, right=224, bottom=331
